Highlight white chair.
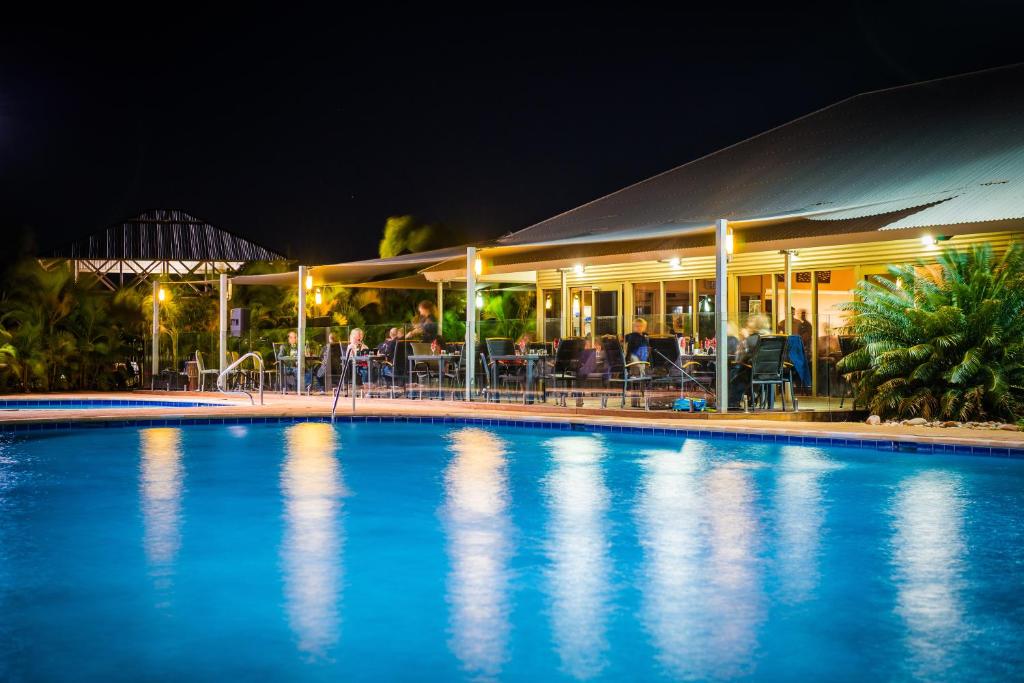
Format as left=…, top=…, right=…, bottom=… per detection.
left=194, top=350, right=220, bottom=391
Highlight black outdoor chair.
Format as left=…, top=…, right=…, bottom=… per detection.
left=748, top=334, right=792, bottom=411
left=600, top=335, right=652, bottom=409
left=548, top=337, right=587, bottom=406
left=318, top=342, right=344, bottom=392
left=485, top=338, right=523, bottom=400
left=648, top=335, right=683, bottom=393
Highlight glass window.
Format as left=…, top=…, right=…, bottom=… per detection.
left=541, top=289, right=561, bottom=341
left=632, top=282, right=661, bottom=333
left=664, top=280, right=692, bottom=337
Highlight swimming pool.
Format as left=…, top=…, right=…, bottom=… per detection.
left=0, top=398, right=227, bottom=410
left=1, top=421, right=1022, bottom=681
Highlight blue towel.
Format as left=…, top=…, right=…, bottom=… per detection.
left=787, top=335, right=811, bottom=386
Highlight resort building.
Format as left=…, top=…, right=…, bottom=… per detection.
left=229, top=65, right=1024, bottom=410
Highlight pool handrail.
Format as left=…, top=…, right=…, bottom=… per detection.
left=216, top=352, right=265, bottom=406
left=331, top=352, right=358, bottom=422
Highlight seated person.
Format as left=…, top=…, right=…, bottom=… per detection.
left=277, top=330, right=300, bottom=391
left=516, top=332, right=535, bottom=355
left=623, top=317, right=650, bottom=362
left=377, top=327, right=401, bottom=357
left=346, top=328, right=369, bottom=383
left=316, top=333, right=343, bottom=390
left=728, top=324, right=762, bottom=407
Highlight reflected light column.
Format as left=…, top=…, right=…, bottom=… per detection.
left=543, top=435, right=611, bottom=679
left=140, top=427, right=185, bottom=598
left=442, top=428, right=512, bottom=679
left=636, top=440, right=707, bottom=679
left=281, top=422, right=346, bottom=657
left=775, top=445, right=834, bottom=603
left=891, top=470, right=967, bottom=679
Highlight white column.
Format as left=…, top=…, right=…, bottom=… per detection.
left=297, top=266, right=307, bottom=394
left=811, top=270, right=819, bottom=397
left=715, top=219, right=729, bottom=412
left=560, top=269, right=569, bottom=338
left=151, top=280, right=160, bottom=390
left=465, top=247, right=477, bottom=400
left=784, top=251, right=793, bottom=336
left=219, top=273, right=228, bottom=374
left=437, top=281, right=444, bottom=337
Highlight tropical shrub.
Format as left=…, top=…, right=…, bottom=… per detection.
left=838, top=243, right=1024, bottom=421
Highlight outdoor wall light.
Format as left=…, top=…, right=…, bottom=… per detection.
left=725, top=231, right=735, bottom=255
left=305, top=274, right=314, bottom=290
left=573, top=264, right=585, bottom=276
left=474, top=257, right=483, bottom=277
left=545, top=294, right=552, bottom=310
left=921, top=234, right=952, bottom=248
left=475, top=293, right=484, bottom=309
left=314, top=288, right=323, bottom=305
left=157, top=286, right=166, bottom=302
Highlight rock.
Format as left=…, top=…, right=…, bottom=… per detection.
left=941, top=421, right=960, bottom=428
left=999, top=423, right=1020, bottom=431
left=866, top=415, right=881, bottom=426
left=906, top=417, right=928, bottom=426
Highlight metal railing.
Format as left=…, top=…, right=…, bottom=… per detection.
left=331, top=353, right=359, bottom=422
left=217, top=352, right=265, bottom=405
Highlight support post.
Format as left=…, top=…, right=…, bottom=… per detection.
left=560, top=269, right=569, bottom=338
left=465, top=247, right=477, bottom=400
left=690, top=277, right=699, bottom=341
left=784, top=251, right=793, bottom=336
left=151, top=280, right=160, bottom=390
left=535, top=283, right=545, bottom=340
left=437, top=281, right=444, bottom=337
left=297, top=266, right=307, bottom=395
left=811, top=270, right=819, bottom=397
left=658, top=280, right=666, bottom=335
left=219, top=273, right=228, bottom=374
left=715, top=219, right=729, bottom=412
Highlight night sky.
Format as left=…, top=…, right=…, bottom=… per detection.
left=2, top=7, right=1022, bottom=264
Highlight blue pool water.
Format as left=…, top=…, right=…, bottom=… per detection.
left=0, top=399, right=224, bottom=410
left=1, top=422, right=1022, bottom=681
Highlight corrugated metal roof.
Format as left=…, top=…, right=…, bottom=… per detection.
left=49, top=209, right=285, bottom=262
left=500, top=64, right=1024, bottom=246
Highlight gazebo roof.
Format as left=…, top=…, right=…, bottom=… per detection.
left=47, top=209, right=285, bottom=262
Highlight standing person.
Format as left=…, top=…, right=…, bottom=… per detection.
left=407, top=301, right=439, bottom=344
left=624, top=317, right=650, bottom=362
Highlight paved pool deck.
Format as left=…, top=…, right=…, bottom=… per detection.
left=1, top=391, right=1022, bottom=454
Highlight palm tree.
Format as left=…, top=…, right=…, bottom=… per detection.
left=839, top=242, right=1024, bottom=421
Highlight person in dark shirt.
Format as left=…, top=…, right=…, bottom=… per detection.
left=623, top=317, right=650, bottom=363
left=407, top=301, right=439, bottom=344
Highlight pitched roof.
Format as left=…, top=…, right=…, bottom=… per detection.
left=500, top=64, right=1024, bottom=246
left=48, top=209, right=285, bottom=262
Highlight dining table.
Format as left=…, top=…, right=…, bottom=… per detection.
left=407, top=353, right=460, bottom=399
left=488, top=353, right=548, bottom=404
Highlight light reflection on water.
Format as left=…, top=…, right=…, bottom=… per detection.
left=635, top=441, right=765, bottom=679
left=542, top=435, right=611, bottom=679
left=443, top=428, right=512, bottom=680
left=281, top=422, right=345, bottom=657
left=891, top=470, right=968, bottom=678
left=775, top=445, right=836, bottom=604
left=635, top=440, right=707, bottom=678
left=139, top=427, right=184, bottom=596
